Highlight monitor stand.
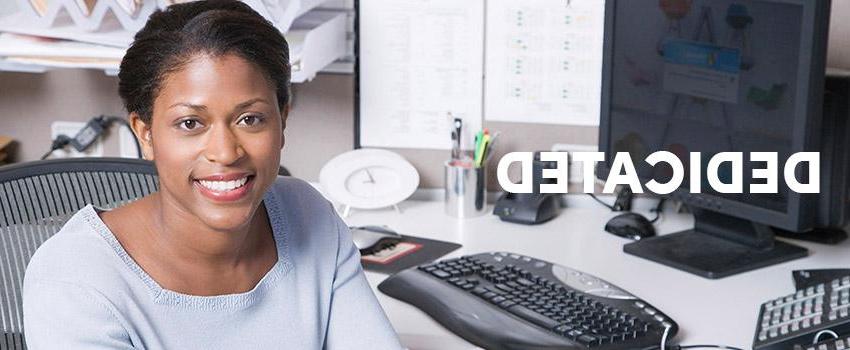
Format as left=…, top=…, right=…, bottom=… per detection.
left=774, top=227, right=848, bottom=245
left=623, top=208, right=808, bottom=279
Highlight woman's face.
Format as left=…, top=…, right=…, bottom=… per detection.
left=133, top=53, right=284, bottom=232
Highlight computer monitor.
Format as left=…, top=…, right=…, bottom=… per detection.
left=598, top=0, right=840, bottom=278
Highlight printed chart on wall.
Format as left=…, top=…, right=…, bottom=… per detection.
left=357, top=0, right=605, bottom=149
left=484, top=0, right=605, bottom=126
left=357, top=0, right=484, bottom=150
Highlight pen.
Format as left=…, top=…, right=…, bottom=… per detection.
left=451, top=116, right=463, bottom=160
left=474, top=129, right=490, bottom=168
left=481, top=131, right=500, bottom=164
left=481, top=131, right=491, bottom=166
left=473, top=129, right=484, bottom=166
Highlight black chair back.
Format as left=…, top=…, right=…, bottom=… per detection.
left=0, top=158, right=158, bottom=350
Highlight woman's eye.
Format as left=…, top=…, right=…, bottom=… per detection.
left=238, top=115, right=264, bottom=127
left=178, top=119, right=201, bottom=131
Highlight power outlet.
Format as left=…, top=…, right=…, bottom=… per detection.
left=551, top=143, right=598, bottom=184
left=50, top=121, right=103, bottom=158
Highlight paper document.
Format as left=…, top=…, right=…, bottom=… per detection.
left=484, top=0, right=605, bottom=126
left=358, top=0, right=484, bottom=150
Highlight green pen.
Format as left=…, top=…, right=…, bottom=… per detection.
left=475, top=129, right=490, bottom=168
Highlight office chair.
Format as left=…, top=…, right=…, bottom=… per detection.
left=0, top=157, right=158, bottom=349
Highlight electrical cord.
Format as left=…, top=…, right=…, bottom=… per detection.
left=660, top=324, right=671, bottom=350
left=641, top=344, right=745, bottom=350
left=813, top=329, right=839, bottom=344
left=588, top=193, right=617, bottom=211
left=650, top=198, right=666, bottom=223
left=98, top=115, right=142, bottom=158
left=589, top=194, right=667, bottom=223
left=40, top=135, right=72, bottom=160
left=40, top=115, right=142, bottom=160
left=639, top=321, right=744, bottom=350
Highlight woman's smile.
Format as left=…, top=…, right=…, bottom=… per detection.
left=194, top=173, right=256, bottom=202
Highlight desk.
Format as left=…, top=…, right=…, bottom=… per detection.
left=343, top=195, right=850, bottom=350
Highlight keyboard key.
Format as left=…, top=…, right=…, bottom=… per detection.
left=507, top=305, right=561, bottom=330
left=578, top=334, right=598, bottom=346
left=498, top=300, right=516, bottom=308
left=555, top=324, right=574, bottom=335
left=484, top=285, right=501, bottom=292
left=430, top=270, right=451, bottom=279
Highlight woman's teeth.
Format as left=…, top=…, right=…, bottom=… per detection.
left=198, top=177, right=249, bottom=192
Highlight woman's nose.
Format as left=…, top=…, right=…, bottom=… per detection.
left=203, top=125, right=245, bottom=165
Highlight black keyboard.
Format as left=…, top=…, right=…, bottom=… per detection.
left=754, top=275, right=850, bottom=350
left=378, top=252, right=678, bottom=349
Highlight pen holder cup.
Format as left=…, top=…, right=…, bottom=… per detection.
left=444, top=160, right=487, bottom=218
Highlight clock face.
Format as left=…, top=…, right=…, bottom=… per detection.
left=320, top=149, right=419, bottom=210
left=344, top=166, right=401, bottom=199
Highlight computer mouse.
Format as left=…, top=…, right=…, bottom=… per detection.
left=604, top=212, right=656, bottom=240
left=349, top=225, right=402, bottom=254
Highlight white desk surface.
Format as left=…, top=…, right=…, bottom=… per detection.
left=342, top=195, right=850, bottom=350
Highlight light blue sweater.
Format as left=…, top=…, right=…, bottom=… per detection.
left=22, top=177, right=403, bottom=349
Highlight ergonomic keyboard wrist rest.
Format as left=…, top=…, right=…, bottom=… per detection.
left=380, top=268, right=573, bottom=350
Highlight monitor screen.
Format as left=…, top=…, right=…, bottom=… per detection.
left=604, top=0, right=807, bottom=213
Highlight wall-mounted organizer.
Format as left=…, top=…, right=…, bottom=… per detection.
left=0, top=0, right=346, bottom=82
left=14, top=0, right=158, bottom=32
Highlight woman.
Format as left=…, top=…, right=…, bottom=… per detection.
left=22, top=1, right=402, bottom=349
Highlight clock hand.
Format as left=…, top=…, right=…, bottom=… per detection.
left=364, top=169, right=376, bottom=184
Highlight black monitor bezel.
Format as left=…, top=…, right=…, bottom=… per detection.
left=598, top=0, right=832, bottom=232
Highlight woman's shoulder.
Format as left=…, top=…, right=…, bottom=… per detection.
left=25, top=206, right=130, bottom=291
left=267, top=175, right=338, bottom=219
left=268, top=176, right=326, bottom=201
left=264, top=176, right=345, bottom=254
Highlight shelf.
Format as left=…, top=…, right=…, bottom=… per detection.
left=1, top=0, right=332, bottom=46
left=0, top=8, right=347, bottom=82
left=288, top=9, right=347, bottom=82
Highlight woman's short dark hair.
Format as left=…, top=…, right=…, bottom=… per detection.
left=118, top=0, right=291, bottom=124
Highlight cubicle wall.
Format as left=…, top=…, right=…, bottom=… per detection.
left=1, top=1, right=849, bottom=189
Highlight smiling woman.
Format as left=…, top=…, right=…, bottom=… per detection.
left=20, top=1, right=402, bottom=349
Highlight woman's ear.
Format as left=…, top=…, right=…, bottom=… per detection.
left=281, top=104, right=290, bottom=131
left=129, top=112, right=154, bottom=160
left=280, top=105, right=290, bottom=150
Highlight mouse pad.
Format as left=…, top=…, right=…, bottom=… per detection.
left=361, top=235, right=462, bottom=274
